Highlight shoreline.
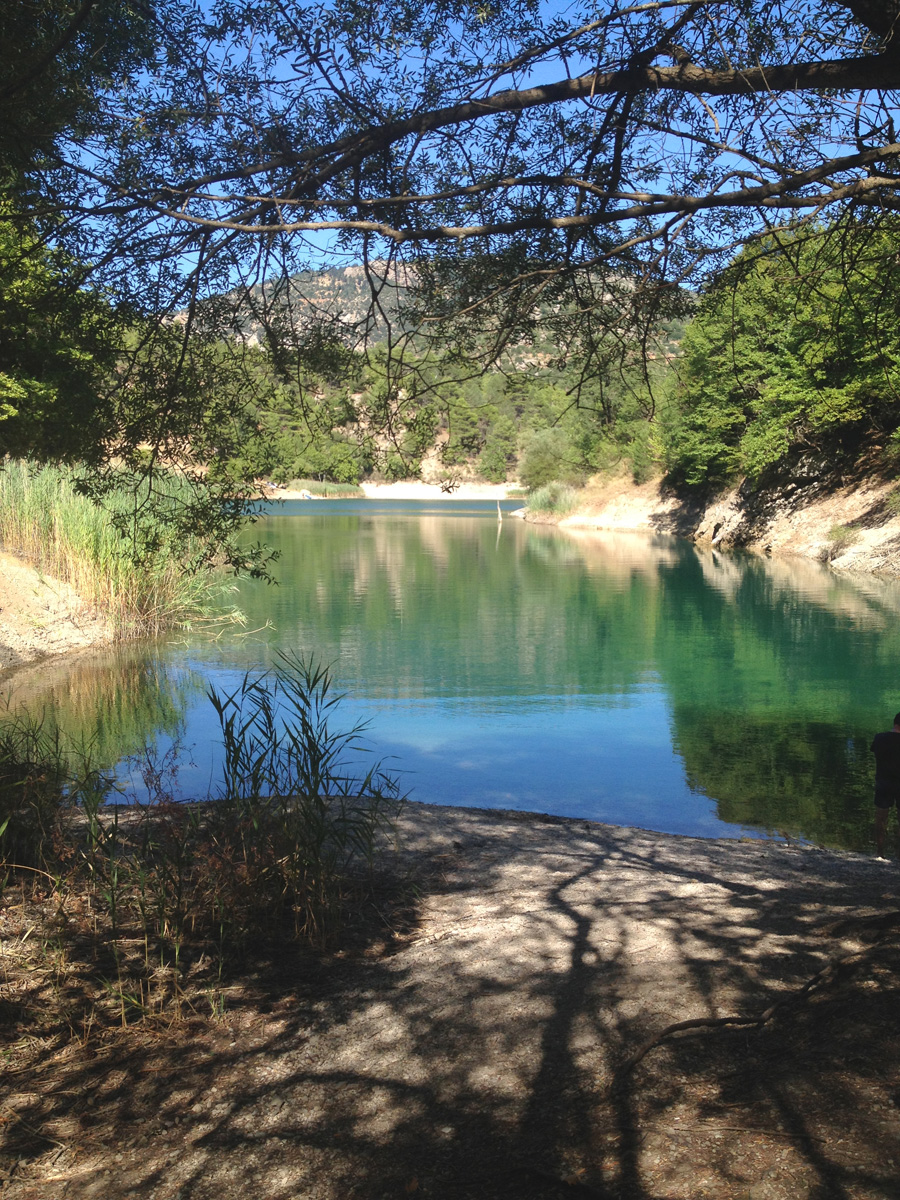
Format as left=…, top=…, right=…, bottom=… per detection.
left=5, top=465, right=899, bottom=672
left=266, top=480, right=521, bottom=501
left=0, top=550, right=113, bottom=673
left=534, top=471, right=900, bottom=577
left=358, top=480, right=518, bottom=500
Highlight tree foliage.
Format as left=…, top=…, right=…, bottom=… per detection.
left=0, top=0, right=155, bottom=184
left=12, top=1, right=900, bottom=362
left=665, top=222, right=900, bottom=487
left=4, top=0, right=900, bottom=554
left=0, top=213, right=121, bottom=462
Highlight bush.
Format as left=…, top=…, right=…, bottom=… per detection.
left=0, top=713, right=69, bottom=870
left=0, top=659, right=406, bottom=1037
left=518, top=427, right=585, bottom=491
left=526, top=482, right=579, bottom=517
left=822, top=524, right=860, bottom=561
left=203, top=654, right=406, bottom=944
left=0, top=459, right=221, bottom=634
left=284, top=478, right=364, bottom=497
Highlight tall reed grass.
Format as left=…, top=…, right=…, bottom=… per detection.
left=284, top=478, right=364, bottom=497
left=0, top=660, right=405, bottom=1029
left=0, top=459, right=224, bottom=634
left=209, top=653, right=404, bottom=944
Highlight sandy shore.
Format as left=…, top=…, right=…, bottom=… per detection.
left=4, top=802, right=900, bottom=1200
left=0, top=551, right=113, bottom=672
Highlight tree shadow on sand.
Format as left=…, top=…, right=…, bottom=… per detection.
left=3, top=806, right=900, bottom=1200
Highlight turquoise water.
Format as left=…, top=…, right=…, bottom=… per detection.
left=11, top=499, right=900, bottom=848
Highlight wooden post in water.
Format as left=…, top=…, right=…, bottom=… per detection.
left=497, top=500, right=503, bottom=522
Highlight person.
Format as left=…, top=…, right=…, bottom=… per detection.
left=871, top=712, right=900, bottom=856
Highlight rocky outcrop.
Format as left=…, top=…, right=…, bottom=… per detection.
left=690, top=473, right=900, bottom=574
left=547, top=452, right=900, bottom=577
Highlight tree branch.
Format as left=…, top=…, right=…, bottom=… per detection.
left=146, top=53, right=900, bottom=199
left=135, top=142, right=900, bottom=240
left=283, top=56, right=900, bottom=171
left=609, top=941, right=883, bottom=1092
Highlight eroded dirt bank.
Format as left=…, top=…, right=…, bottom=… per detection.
left=0, top=551, right=113, bottom=672
left=3, top=803, right=900, bottom=1200
left=543, top=469, right=900, bottom=577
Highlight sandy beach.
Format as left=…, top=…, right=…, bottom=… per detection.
left=4, top=802, right=899, bottom=1200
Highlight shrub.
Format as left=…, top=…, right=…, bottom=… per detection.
left=0, top=712, right=69, bottom=870
left=518, top=427, right=585, bottom=491
left=0, top=459, right=222, bottom=634
left=0, top=658, right=407, bottom=1036
left=283, top=478, right=364, bottom=497
left=201, top=654, right=405, bottom=945
left=823, top=524, right=860, bottom=561
left=526, top=482, right=579, bottom=517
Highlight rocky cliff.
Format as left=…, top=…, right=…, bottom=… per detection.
left=539, top=451, right=900, bottom=577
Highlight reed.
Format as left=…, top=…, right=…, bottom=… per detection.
left=0, top=459, right=222, bottom=634
left=208, top=652, right=404, bottom=945
left=284, top=478, right=365, bottom=497
left=0, top=659, right=406, bottom=1031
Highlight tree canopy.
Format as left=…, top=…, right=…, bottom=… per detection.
left=4, top=0, right=900, bottom=546
left=21, top=2, right=900, bottom=292
left=665, top=222, right=900, bottom=486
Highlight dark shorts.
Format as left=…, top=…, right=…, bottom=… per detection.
left=875, top=781, right=900, bottom=809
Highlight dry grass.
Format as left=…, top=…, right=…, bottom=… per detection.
left=0, top=660, right=405, bottom=1036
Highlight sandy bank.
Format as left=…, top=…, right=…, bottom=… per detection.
left=0, top=551, right=113, bottom=672
left=524, top=471, right=900, bottom=577
left=4, top=801, right=900, bottom=1200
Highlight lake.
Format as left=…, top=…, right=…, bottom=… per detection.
left=8, top=499, right=900, bottom=850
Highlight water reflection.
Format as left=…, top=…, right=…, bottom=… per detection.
left=4, top=502, right=897, bottom=849
left=1, top=644, right=204, bottom=785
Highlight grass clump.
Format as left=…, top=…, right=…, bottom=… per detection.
left=208, top=653, right=404, bottom=945
left=284, top=478, right=365, bottom=497
left=823, top=523, right=860, bottom=560
left=0, top=711, right=71, bottom=870
left=0, top=659, right=405, bottom=1033
left=0, top=458, right=224, bottom=634
left=526, top=481, right=580, bottom=517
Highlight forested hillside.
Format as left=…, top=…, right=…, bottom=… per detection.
left=5, top=0, right=900, bottom=572
left=664, top=223, right=900, bottom=492
left=211, top=264, right=684, bottom=490
left=215, top=222, right=900, bottom=501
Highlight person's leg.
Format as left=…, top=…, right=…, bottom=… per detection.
left=876, top=802, right=891, bottom=856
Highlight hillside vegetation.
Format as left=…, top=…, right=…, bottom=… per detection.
left=664, top=224, right=900, bottom=491
left=3, top=217, right=899, bottom=620
left=210, top=268, right=683, bottom=492
left=213, top=223, right=900, bottom=507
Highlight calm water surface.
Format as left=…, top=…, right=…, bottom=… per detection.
left=9, top=499, right=900, bottom=849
